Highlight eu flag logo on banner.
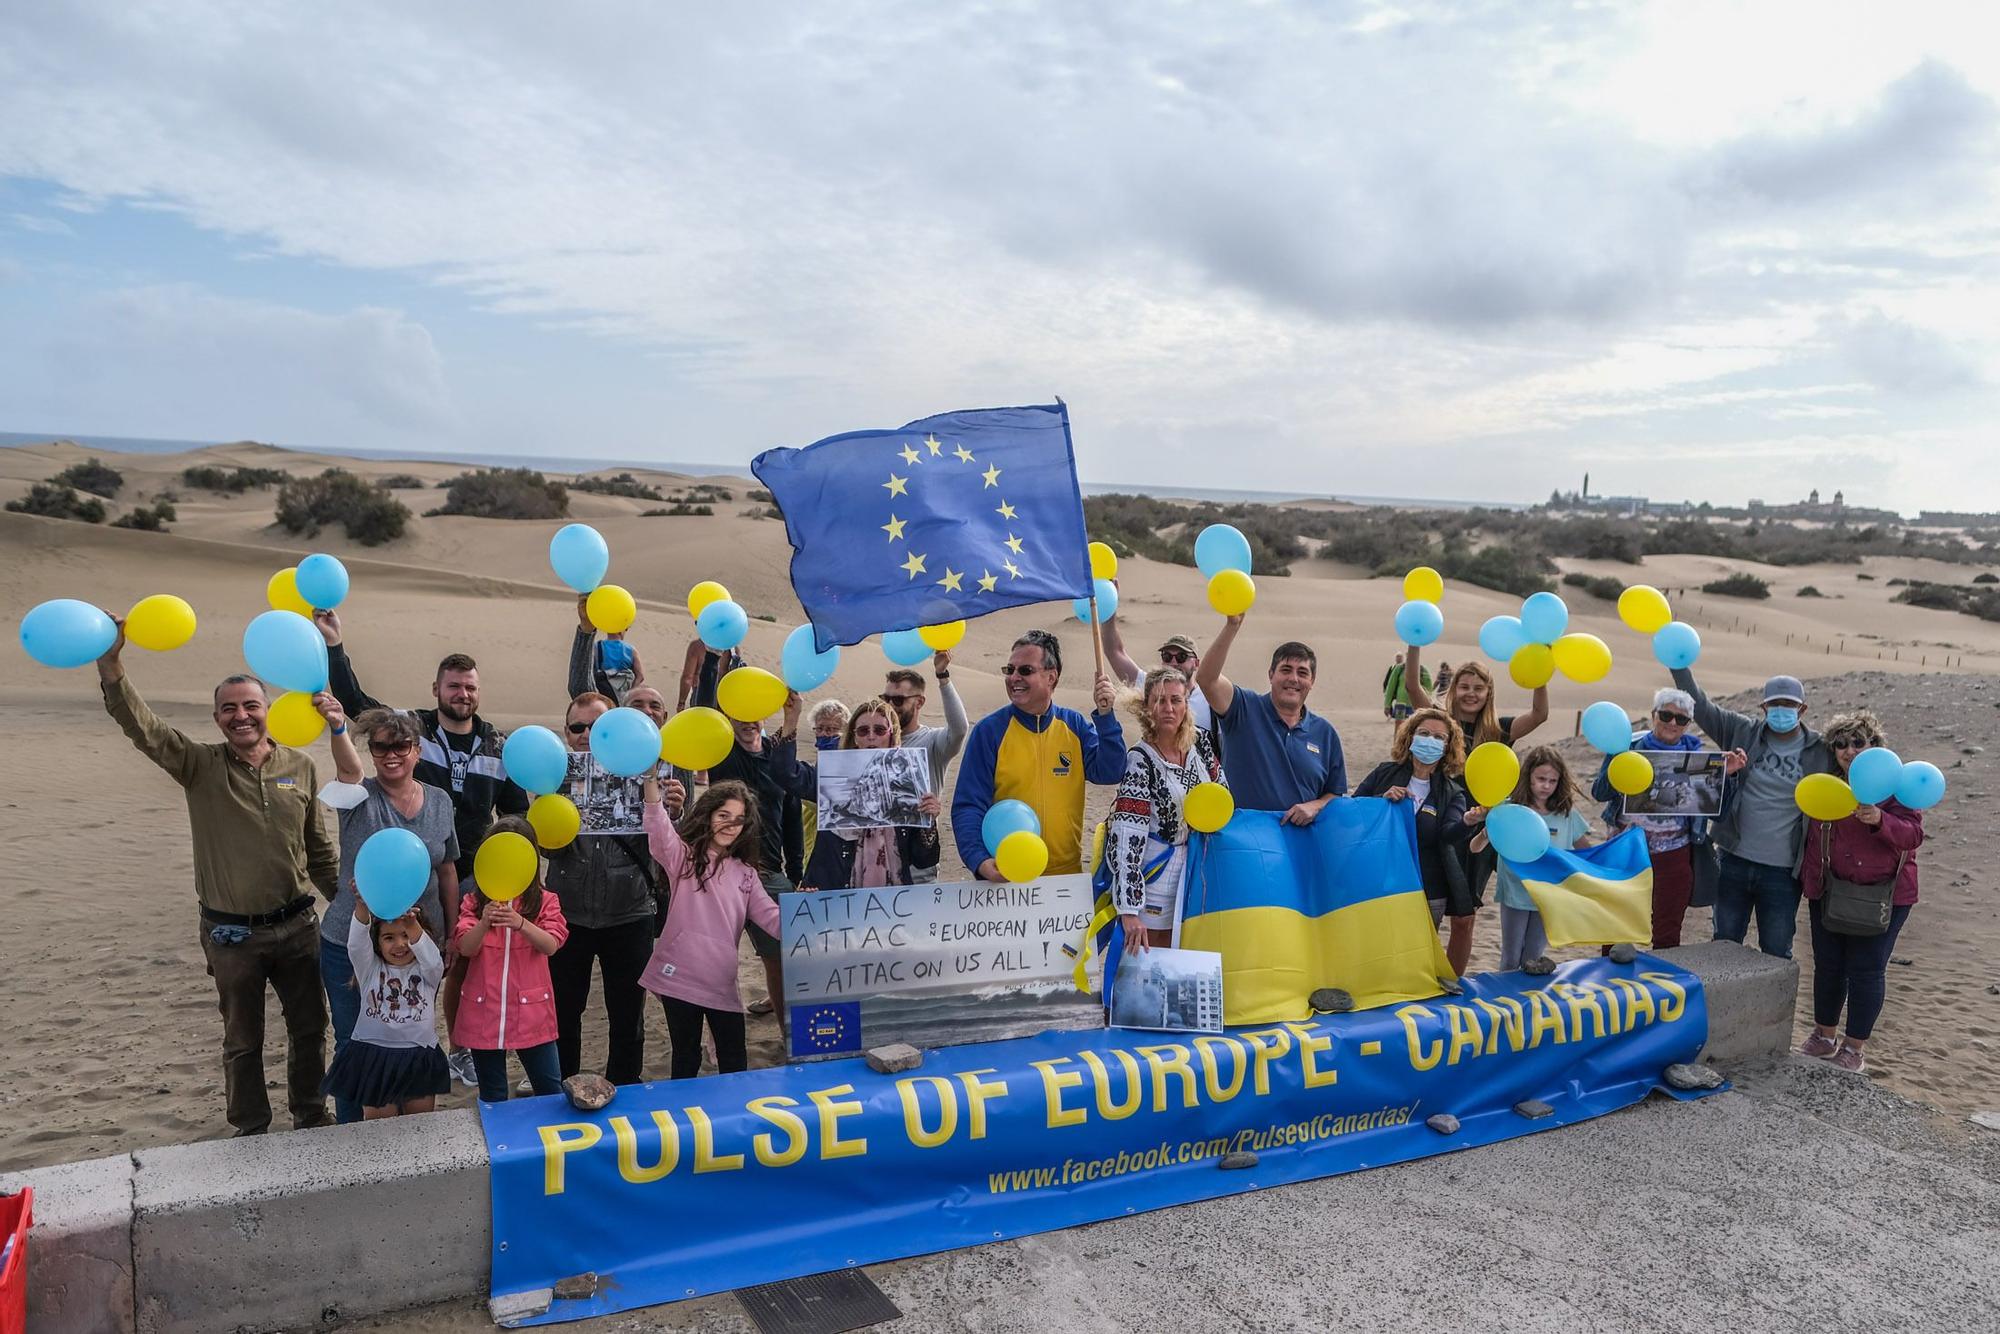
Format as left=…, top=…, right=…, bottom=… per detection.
left=753, top=404, right=1092, bottom=650
left=789, top=1001, right=862, bottom=1058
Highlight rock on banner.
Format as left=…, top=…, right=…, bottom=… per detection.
left=481, top=958, right=1715, bottom=1324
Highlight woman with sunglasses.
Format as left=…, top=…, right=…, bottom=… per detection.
left=1589, top=688, right=1746, bottom=949
left=1106, top=667, right=1226, bottom=949
left=313, top=701, right=461, bottom=1124
left=798, top=698, right=942, bottom=889
left=1800, top=711, right=1925, bottom=1074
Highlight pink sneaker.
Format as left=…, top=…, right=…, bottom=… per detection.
left=1831, top=1043, right=1867, bottom=1073
left=1799, top=1032, right=1840, bottom=1059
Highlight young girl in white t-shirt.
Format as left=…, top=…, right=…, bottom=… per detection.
left=320, top=902, right=453, bottom=1118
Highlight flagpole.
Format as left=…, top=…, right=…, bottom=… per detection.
left=1088, top=595, right=1107, bottom=683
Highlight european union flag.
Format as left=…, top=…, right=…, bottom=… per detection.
left=789, top=1000, right=862, bottom=1058
left=753, top=404, right=1092, bottom=650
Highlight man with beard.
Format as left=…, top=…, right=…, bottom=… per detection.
left=97, top=621, right=337, bottom=1136
left=316, top=610, right=529, bottom=1086
left=1195, top=612, right=1345, bottom=821
left=882, top=651, right=966, bottom=882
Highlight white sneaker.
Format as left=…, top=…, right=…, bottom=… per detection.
left=516, top=1075, right=534, bottom=1094
left=446, top=1048, right=478, bottom=1087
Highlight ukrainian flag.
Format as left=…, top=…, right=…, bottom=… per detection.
left=1511, top=827, right=1654, bottom=948
left=1179, top=803, right=1452, bottom=1023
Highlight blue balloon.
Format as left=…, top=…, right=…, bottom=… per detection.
left=1581, top=701, right=1634, bottom=755
left=502, top=725, right=570, bottom=795
left=548, top=523, right=610, bottom=594
left=1894, top=760, right=1946, bottom=811
left=20, top=599, right=117, bottom=669
left=781, top=624, right=841, bottom=691
left=1193, top=524, right=1253, bottom=577
left=1519, top=591, right=1569, bottom=644
left=354, top=827, right=431, bottom=920
left=1074, top=578, right=1118, bottom=624
left=1393, top=600, right=1444, bottom=647
left=242, top=609, right=328, bottom=693
left=294, top=553, right=350, bottom=610
left=1486, top=803, right=1552, bottom=864
left=1478, top=615, right=1528, bottom=663
left=589, top=707, right=662, bottom=778
left=882, top=628, right=931, bottom=666
left=1846, top=746, right=1904, bottom=806
left=982, top=799, right=1042, bottom=857
left=696, top=599, right=749, bottom=651
left=1652, top=621, right=1702, bottom=670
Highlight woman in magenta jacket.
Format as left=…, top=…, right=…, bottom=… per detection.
left=1799, top=711, right=1925, bottom=1074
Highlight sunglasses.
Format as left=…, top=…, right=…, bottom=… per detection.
left=1160, top=651, right=1193, bottom=665
left=880, top=694, right=916, bottom=705
left=1832, top=737, right=1880, bottom=751
left=1000, top=664, right=1043, bottom=677
left=565, top=721, right=591, bottom=735
left=369, top=739, right=416, bottom=757
left=1654, top=710, right=1692, bottom=726
left=853, top=723, right=892, bottom=737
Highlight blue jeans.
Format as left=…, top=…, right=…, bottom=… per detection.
left=471, top=1042, right=562, bottom=1104
left=319, top=935, right=363, bottom=1125
left=1712, top=850, right=1803, bottom=959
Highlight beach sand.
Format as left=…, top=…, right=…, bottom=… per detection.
left=1, top=440, right=1995, bottom=1177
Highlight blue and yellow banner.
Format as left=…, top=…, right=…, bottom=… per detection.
left=1179, top=803, right=1453, bottom=1021
left=482, top=956, right=1712, bottom=1324
left=1513, top=827, right=1654, bottom=948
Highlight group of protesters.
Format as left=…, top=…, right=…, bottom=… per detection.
left=96, top=581, right=1925, bottom=1133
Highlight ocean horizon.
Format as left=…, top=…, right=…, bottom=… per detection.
left=0, top=428, right=1523, bottom=512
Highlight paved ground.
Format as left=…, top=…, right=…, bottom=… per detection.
left=327, top=1055, right=2000, bottom=1333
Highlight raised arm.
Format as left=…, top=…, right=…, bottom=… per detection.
left=935, top=653, right=969, bottom=757
left=1670, top=667, right=1756, bottom=750
left=315, top=693, right=363, bottom=784
left=568, top=598, right=596, bottom=700
left=1195, top=614, right=1244, bottom=717
left=1098, top=608, right=1143, bottom=688
left=1081, top=699, right=1129, bottom=785
left=677, top=638, right=705, bottom=711
left=1402, top=644, right=1436, bottom=710
left=97, top=620, right=200, bottom=785
left=1507, top=686, right=1551, bottom=744
left=314, top=611, right=385, bottom=715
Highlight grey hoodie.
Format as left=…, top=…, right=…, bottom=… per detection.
left=1670, top=667, right=1833, bottom=870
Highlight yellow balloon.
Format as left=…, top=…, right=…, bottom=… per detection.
left=474, top=831, right=539, bottom=902
left=267, top=691, right=326, bottom=747
left=1088, top=820, right=1107, bottom=875
left=716, top=666, right=788, bottom=722
left=1796, top=773, right=1859, bottom=822
left=586, top=584, right=638, bottom=634
left=1465, top=742, right=1521, bottom=809
left=1402, top=566, right=1444, bottom=603
left=1550, top=632, right=1613, bottom=684
left=527, top=794, right=581, bottom=850
left=995, top=829, right=1049, bottom=883
left=1089, top=541, right=1119, bottom=581
left=1508, top=643, right=1556, bottom=689
left=1207, top=569, right=1256, bottom=617
left=1607, top=750, right=1656, bottom=797
left=266, top=568, right=314, bottom=617
left=661, top=705, right=735, bottom=770
left=919, top=620, right=966, bottom=651
left=1184, top=781, right=1235, bottom=834
left=1617, top=584, right=1672, bottom=636
left=125, top=594, right=197, bottom=652
left=686, top=580, right=731, bottom=620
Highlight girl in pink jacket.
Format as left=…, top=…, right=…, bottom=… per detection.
left=640, top=777, right=779, bottom=1078
left=452, top=818, right=570, bottom=1102
left=1799, top=712, right=1926, bottom=1075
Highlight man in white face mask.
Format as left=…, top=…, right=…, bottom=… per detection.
left=1666, top=667, right=1833, bottom=959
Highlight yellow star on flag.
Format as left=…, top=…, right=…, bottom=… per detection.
left=884, top=473, right=909, bottom=497
left=901, top=551, right=928, bottom=579
left=981, top=464, right=1002, bottom=488
left=995, top=500, right=1017, bottom=520
left=882, top=514, right=906, bottom=541
left=953, top=445, right=975, bottom=463
left=899, top=444, right=922, bottom=465
left=937, top=568, right=963, bottom=592
left=1003, top=559, right=1022, bottom=580
left=923, top=434, right=944, bottom=457
left=1004, top=533, right=1025, bottom=555
left=978, top=569, right=998, bottom=593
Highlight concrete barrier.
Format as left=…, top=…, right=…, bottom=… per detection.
left=1, top=941, right=1795, bottom=1334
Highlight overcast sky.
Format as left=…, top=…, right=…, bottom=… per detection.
left=2, top=2, right=1996, bottom=511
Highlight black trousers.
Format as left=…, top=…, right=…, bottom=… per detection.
left=549, top=919, right=654, bottom=1084
left=659, top=995, right=748, bottom=1078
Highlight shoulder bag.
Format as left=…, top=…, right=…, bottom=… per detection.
left=1818, top=822, right=1905, bottom=937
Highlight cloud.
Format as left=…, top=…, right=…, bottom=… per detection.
left=11, top=212, right=73, bottom=235
left=1825, top=308, right=1985, bottom=394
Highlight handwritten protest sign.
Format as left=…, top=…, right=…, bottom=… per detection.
left=781, top=875, right=1102, bottom=1058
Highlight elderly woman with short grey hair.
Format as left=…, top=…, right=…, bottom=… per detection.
left=1590, top=686, right=1746, bottom=949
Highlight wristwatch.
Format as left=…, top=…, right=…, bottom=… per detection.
left=935, top=671, right=951, bottom=681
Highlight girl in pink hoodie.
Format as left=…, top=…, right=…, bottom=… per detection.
left=640, top=777, right=779, bottom=1077
left=452, top=817, right=570, bottom=1103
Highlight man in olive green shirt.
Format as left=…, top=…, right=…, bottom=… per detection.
left=98, top=622, right=339, bottom=1136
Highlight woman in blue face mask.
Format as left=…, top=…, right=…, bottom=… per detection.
left=1354, top=708, right=1483, bottom=933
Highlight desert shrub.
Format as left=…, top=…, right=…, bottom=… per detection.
left=6, top=483, right=106, bottom=523
left=1797, top=586, right=1823, bottom=598
left=1855, top=572, right=1875, bottom=580
left=685, top=484, right=734, bottom=503
left=748, top=488, right=773, bottom=503
left=1542, top=518, right=1642, bottom=563
left=51, top=457, right=124, bottom=498
left=431, top=468, right=568, bottom=520
left=183, top=465, right=286, bottom=493
left=111, top=499, right=177, bottom=531
left=573, top=473, right=664, bottom=500
left=1887, top=578, right=1908, bottom=587
left=376, top=473, right=428, bottom=490
left=1975, top=572, right=1998, bottom=584
left=1441, top=542, right=1556, bottom=597
left=275, top=469, right=410, bottom=546
left=1701, top=573, right=1770, bottom=599
left=1893, top=582, right=1962, bottom=612
left=1562, top=572, right=1626, bottom=601
left=643, top=503, right=716, bottom=517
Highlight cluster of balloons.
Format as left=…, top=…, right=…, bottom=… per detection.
left=981, top=800, right=1050, bottom=883
left=1574, top=701, right=1659, bottom=797
left=550, top=524, right=640, bottom=635
left=267, top=554, right=350, bottom=619
left=1797, top=751, right=1946, bottom=819
left=1196, top=524, right=1256, bottom=616
left=690, top=580, right=749, bottom=652
left=1477, top=592, right=1613, bottom=688
left=498, top=725, right=582, bottom=850
left=1393, top=566, right=1445, bottom=646
left=256, top=554, right=353, bottom=746
left=1462, top=742, right=1560, bottom=864
left=1069, top=541, right=1121, bottom=623
left=1615, top=584, right=1702, bottom=670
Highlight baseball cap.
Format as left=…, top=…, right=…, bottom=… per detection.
left=1762, top=675, right=1805, bottom=705
left=1158, top=634, right=1198, bottom=656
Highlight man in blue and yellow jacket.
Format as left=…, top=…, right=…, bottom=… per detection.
left=952, top=630, right=1127, bottom=879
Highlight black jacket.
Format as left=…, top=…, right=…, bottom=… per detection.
left=327, top=644, right=530, bottom=877
left=800, top=823, right=940, bottom=889
left=1354, top=760, right=1474, bottom=906
left=710, top=736, right=812, bottom=885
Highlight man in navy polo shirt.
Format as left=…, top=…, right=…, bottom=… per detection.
left=1194, top=611, right=1345, bottom=819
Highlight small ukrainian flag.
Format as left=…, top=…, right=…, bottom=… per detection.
left=1510, top=827, right=1654, bottom=948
